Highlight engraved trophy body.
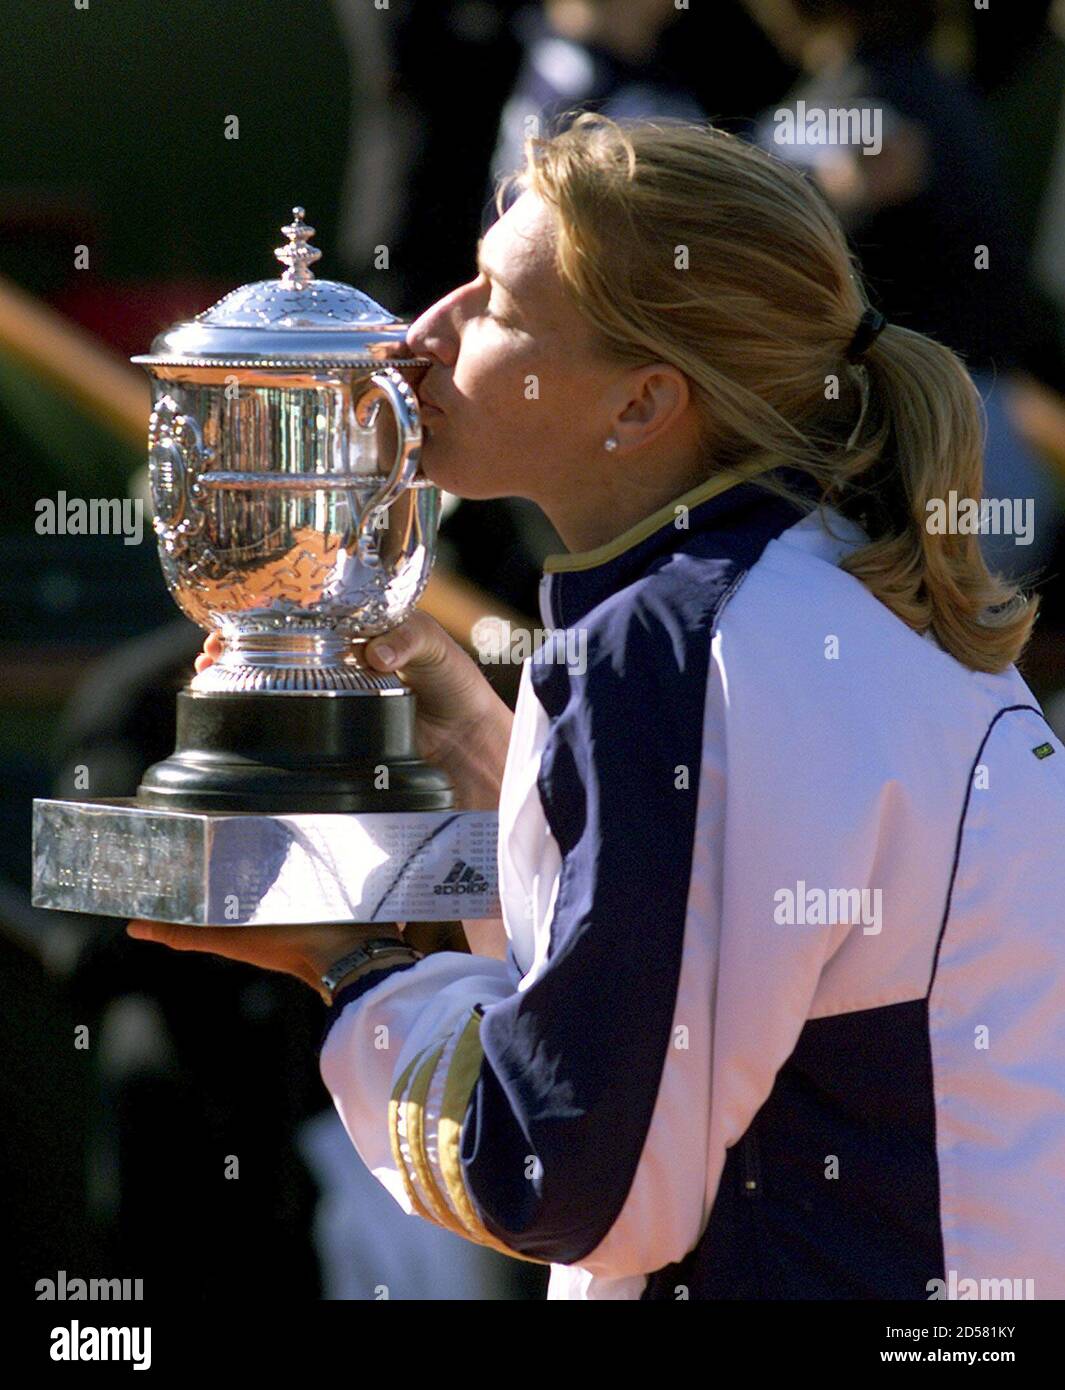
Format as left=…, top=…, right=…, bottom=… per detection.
left=32, top=211, right=499, bottom=927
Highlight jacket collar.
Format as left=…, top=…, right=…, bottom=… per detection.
left=539, top=462, right=819, bottom=629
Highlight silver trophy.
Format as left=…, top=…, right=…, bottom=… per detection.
left=32, top=209, right=498, bottom=927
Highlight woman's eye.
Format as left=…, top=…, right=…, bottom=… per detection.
left=474, top=274, right=504, bottom=320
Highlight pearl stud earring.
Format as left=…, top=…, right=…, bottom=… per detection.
left=604, top=436, right=618, bottom=452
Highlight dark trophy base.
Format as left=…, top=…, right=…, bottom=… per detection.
left=138, top=688, right=453, bottom=813
left=32, top=686, right=500, bottom=927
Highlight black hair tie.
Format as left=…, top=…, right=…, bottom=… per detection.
left=846, top=307, right=887, bottom=362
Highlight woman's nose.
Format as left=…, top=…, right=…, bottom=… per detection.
left=406, top=292, right=460, bottom=368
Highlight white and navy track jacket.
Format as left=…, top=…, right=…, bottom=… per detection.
left=318, top=467, right=1065, bottom=1300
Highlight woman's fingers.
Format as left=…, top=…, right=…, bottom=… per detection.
left=127, top=919, right=294, bottom=971
left=128, top=919, right=229, bottom=952
left=194, top=630, right=223, bottom=673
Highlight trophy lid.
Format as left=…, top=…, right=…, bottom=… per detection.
left=132, top=208, right=426, bottom=369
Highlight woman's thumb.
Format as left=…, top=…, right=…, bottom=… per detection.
left=363, top=612, right=485, bottom=721
left=364, top=612, right=445, bottom=674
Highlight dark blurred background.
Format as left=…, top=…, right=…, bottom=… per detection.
left=3, top=0, right=1065, bottom=1302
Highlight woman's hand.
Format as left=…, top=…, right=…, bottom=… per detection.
left=197, top=613, right=513, bottom=811
left=126, top=918, right=406, bottom=1003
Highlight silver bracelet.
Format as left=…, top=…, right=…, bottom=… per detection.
left=321, top=939, right=423, bottom=1000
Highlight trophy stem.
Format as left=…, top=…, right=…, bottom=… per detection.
left=190, top=632, right=403, bottom=695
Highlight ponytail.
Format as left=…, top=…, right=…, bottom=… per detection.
left=830, top=324, right=1038, bottom=673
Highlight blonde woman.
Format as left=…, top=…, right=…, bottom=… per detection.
left=130, top=115, right=1065, bottom=1300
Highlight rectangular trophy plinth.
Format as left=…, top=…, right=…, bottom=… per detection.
left=32, top=798, right=500, bottom=926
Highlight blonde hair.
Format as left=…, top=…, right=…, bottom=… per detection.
left=501, top=113, right=1037, bottom=674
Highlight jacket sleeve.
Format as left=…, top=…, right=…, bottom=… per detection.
left=317, top=950, right=536, bottom=1261
left=318, top=581, right=846, bottom=1276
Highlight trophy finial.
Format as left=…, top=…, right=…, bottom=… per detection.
left=275, top=206, right=322, bottom=287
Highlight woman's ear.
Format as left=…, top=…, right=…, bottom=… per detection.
left=611, top=364, right=692, bottom=453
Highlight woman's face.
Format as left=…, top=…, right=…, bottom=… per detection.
left=405, top=191, right=622, bottom=506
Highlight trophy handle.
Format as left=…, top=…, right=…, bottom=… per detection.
left=148, top=394, right=208, bottom=558
left=353, top=366, right=427, bottom=554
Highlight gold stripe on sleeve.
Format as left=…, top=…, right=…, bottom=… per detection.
left=437, top=1009, right=550, bottom=1264
left=388, top=1048, right=441, bottom=1227
left=402, top=1041, right=470, bottom=1239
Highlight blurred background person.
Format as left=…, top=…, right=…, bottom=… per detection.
left=490, top=0, right=706, bottom=185
left=743, top=0, right=1065, bottom=581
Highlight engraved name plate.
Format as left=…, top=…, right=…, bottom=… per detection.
left=32, top=799, right=500, bottom=927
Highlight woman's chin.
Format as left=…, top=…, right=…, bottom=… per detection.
left=417, top=445, right=455, bottom=491
left=419, top=440, right=489, bottom=499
